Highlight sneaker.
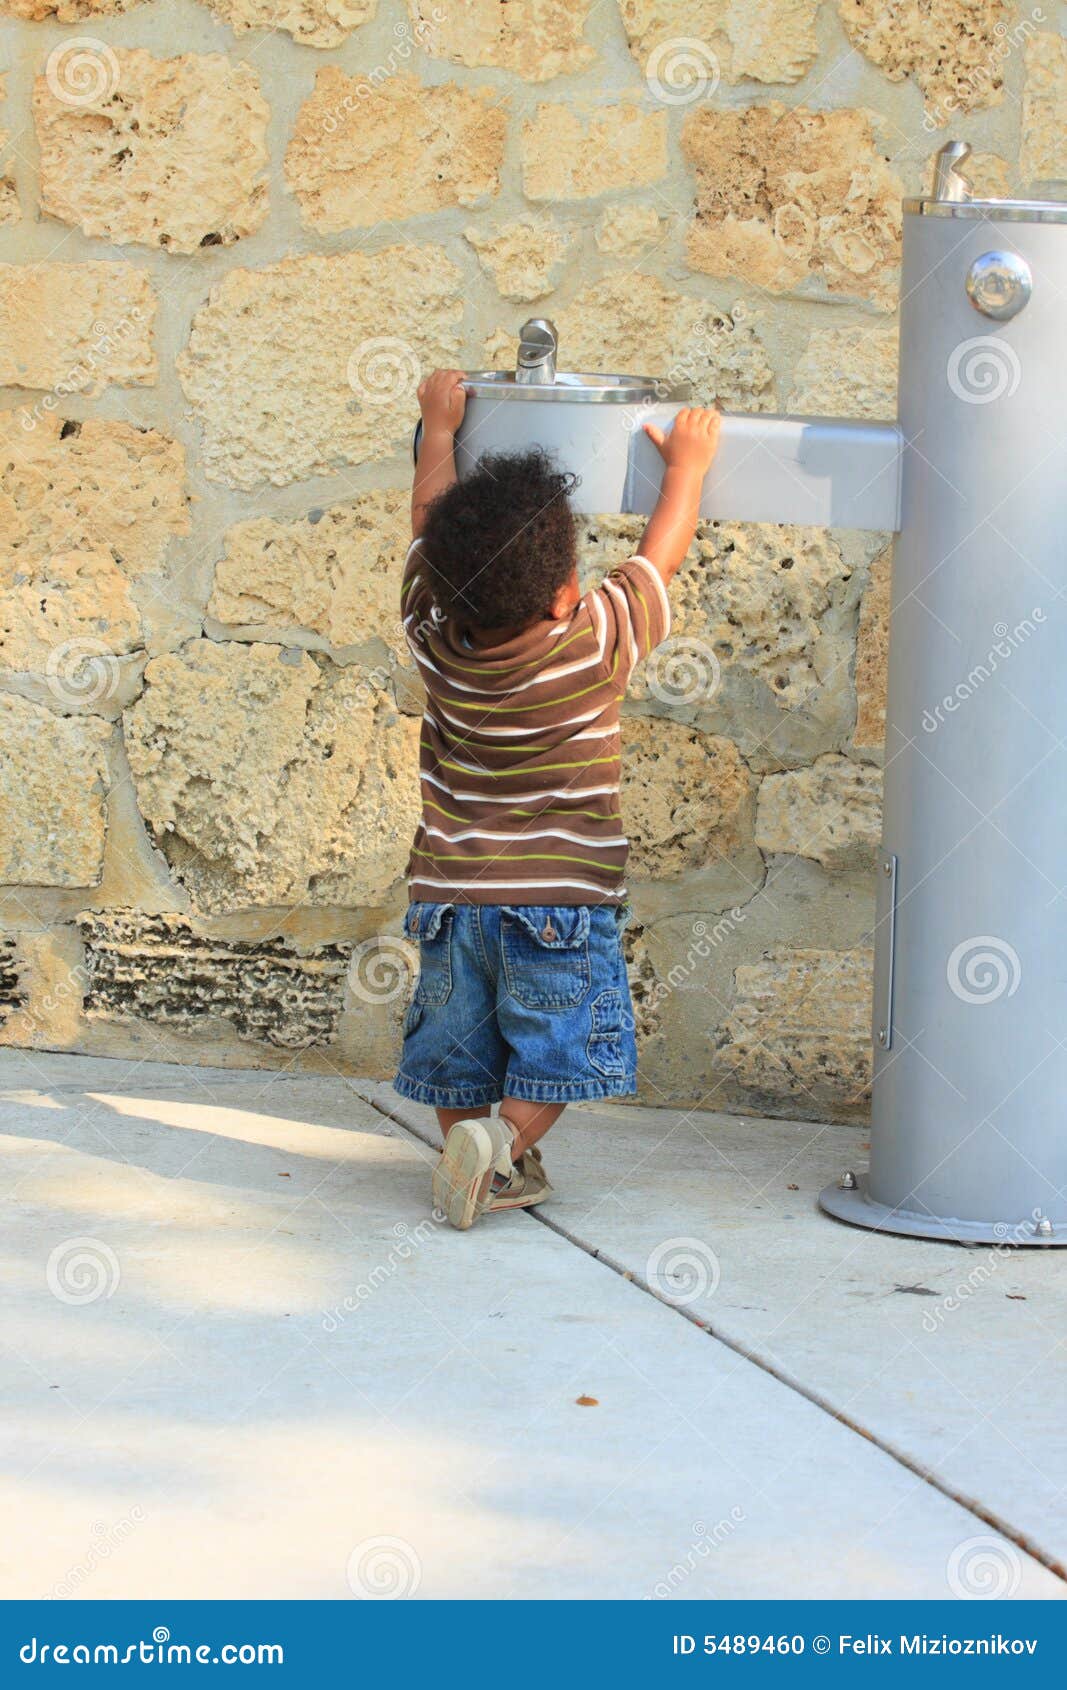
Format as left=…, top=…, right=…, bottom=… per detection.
left=488, top=1144, right=553, bottom=1212
left=432, top=1117, right=515, bottom=1231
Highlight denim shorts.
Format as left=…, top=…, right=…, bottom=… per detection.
left=393, top=902, right=638, bottom=1109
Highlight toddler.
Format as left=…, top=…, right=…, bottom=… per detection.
left=395, top=369, right=721, bottom=1229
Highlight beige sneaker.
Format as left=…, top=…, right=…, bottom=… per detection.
left=488, top=1144, right=553, bottom=1212
left=432, top=1117, right=515, bottom=1231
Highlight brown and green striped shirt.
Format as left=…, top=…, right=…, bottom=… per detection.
left=402, top=541, right=671, bottom=905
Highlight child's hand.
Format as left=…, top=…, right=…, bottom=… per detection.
left=418, top=368, right=467, bottom=437
left=644, top=406, right=722, bottom=476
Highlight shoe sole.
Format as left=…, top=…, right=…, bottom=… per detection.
left=489, top=1186, right=551, bottom=1211
left=433, top=1121, right=495, bottom=1231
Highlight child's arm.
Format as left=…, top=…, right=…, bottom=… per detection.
left=639, top=407, right=722, bottom=585
left=412, top=369, right=467, bottom=540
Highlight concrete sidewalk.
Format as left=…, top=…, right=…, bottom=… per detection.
left=1, top=1049, right=1063, bottom=1601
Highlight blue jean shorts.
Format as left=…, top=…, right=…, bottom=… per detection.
left=393, top=902, right=638, bottom=1109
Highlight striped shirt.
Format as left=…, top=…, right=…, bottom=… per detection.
left=402, top=541, right=671, bottom=905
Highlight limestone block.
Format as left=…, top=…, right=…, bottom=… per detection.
left=79, top=912, right=352, bottom=1048
left=786, top=325, right=898, bottom=420
left=837, top=0, right=1009, bottom=121
left=208, top=490, right=409, bottom=653
left=0, top=927, right=85, bottom=1049
left=1021, top=33, right=1067, bottom=182
left=285, top=69, right=506, bottom=233
left=407, top=0, right=597, bottom=79
left=920, top=150, right=1012, bottom=200
left=0, top=694, right=112, bottom=886
left=521, top=103, right=668, bottom=200
left=0, top=263, right=156, bottom=393
left=594, top=203, right=665, bottom=256
left=0, top=413, right=189, bottom=577
left=177, top=247, right=462, bottom=489
left=584, top=516, right=852, bottom=712
left=682, top=105, right=903, bottom=309
left=0, top=935, right=17, bottom=1021
left=755, top=754, right=882, bottom=869
left=547, top=276, right=775, bottom=410
left=202, top=0, right=375, bottom=47
left=124, top=641, right=421, bottom=914
left=1, top=0, right=137, bottom=13
left=0, top=549, right=141, bottom=679
left=619, top=0, right=820, bottom=87
left=620, top=716, right=755, bottom=879
left=717, top=945, right=873, bottom=1116
left=465, top=215, right=572, bottom=302
left=854, top=544, right=891, bottom=752
left=622, top=916, right=664, bottom=1044
left=0, top=74, right=16, bottom=225
left=34, top=49, right=270, bottom=253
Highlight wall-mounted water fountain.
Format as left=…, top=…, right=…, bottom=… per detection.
left=418, top=142, right=1067, bottom=1245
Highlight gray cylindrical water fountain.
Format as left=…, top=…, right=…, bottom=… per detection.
left=820, top=161, right=1067, bottom=1244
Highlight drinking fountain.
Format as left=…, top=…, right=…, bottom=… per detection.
left=416, top=142, right=1067, bottom=1245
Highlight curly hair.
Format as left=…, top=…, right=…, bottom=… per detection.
left=420, top=447, right=579, bottom=630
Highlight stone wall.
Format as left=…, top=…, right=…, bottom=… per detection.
left=0, top=0, right=1063, bottom=1123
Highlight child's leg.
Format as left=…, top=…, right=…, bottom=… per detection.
left=436, top=1105, right=490, bottom=1145
left=499, top=1098, right=565, bottom=1160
